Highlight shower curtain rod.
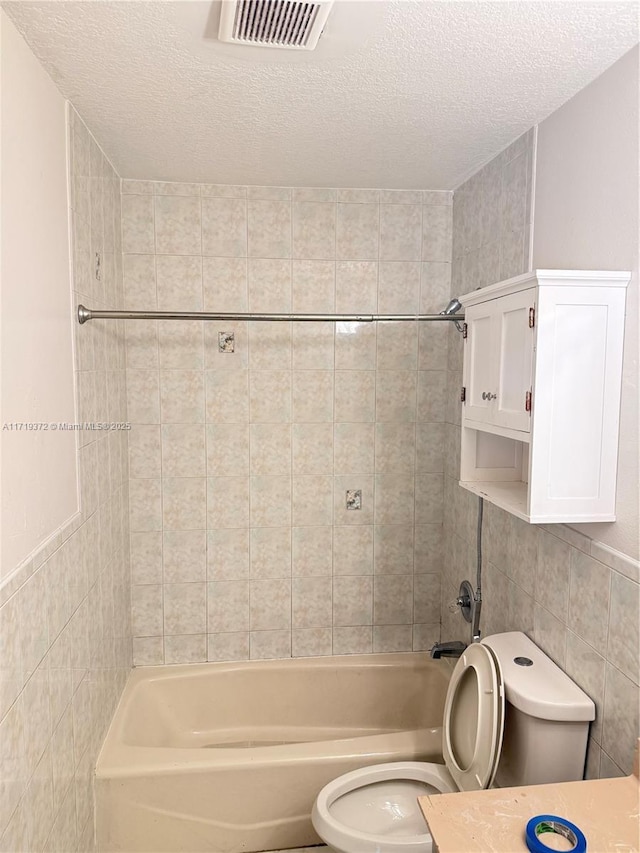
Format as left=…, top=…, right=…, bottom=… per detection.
left=77, top=305, right=465, bottom=325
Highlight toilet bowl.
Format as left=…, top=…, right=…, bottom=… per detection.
left=311, top=761, right=457, bottom=853
left=311, top=632, right=595, bottom=853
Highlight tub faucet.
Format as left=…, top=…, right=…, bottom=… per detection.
left=430, top=640, right=467, bottom=659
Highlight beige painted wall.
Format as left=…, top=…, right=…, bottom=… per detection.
left=532, top=46, right=639, bottom=560
left=0, top=11, right=78, bottom=578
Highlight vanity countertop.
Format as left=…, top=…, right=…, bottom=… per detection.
left=418, top=763, right=640, bottom=853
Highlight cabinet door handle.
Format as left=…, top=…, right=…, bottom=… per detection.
left=482, top=391, right=497, bottom=401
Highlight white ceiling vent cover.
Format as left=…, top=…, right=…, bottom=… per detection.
left=219, top=0, right=334, bottom=50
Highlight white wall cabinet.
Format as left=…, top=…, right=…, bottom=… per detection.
left=459, top=270, right=629, bottom=524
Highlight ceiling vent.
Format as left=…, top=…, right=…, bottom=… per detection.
left=218, top=0, right=334, bottom=50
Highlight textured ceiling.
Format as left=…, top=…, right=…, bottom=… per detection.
left=4, top=1, right=639, bottom=188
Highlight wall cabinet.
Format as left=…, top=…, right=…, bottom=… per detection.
left=459, top=270, right=629, bottom=524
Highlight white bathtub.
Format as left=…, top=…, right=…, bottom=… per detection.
left=95, top=653, right=451, bottom=852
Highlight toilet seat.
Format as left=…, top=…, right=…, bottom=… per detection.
left=442, top=642, right=504, bottom=791
left=311, top=761, right=458, bottom=853
left=312, top=644, right=505, bottom=852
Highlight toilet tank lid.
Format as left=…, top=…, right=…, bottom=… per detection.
left=482, top=632, right=595, bottom=722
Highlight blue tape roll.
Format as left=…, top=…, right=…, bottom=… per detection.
left=525, top=815, right=587, bottom=853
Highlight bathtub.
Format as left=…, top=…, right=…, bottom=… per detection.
left=95, top=653, right=451, bottom=853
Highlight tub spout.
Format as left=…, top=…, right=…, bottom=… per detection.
left=430, top=640, right=467, bottom=659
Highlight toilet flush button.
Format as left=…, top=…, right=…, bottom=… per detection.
left=514, top=656, right=533, bottom=666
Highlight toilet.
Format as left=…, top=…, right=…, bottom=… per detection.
left=311, top=631, right=595, bottom=853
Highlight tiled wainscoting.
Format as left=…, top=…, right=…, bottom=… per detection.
left=442, top=130, right=640, bottom=779
left=122, top=181, right=453, bottom=664
left=0, top=109, right=131, bottom=852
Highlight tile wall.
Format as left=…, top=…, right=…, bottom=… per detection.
left=121, top=182, right=453, bottom=664
left=442, top=130, right=640, bottom=779
left=0, top=109, right=131, bottom=852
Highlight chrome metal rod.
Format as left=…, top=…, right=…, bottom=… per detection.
left=77, top=305, right=465, bottom=325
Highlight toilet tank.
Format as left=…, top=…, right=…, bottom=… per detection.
left=482, top=632, right=595, bottom=788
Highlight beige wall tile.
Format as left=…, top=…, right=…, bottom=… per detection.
left=201, top=197, right=247, bottom=257
left=334, top=370, right=376, bottom=422
left=131, top=584, right=163, bottom=636
left=607, top=572, right=639, bottom=684
left=422, top=204, right=452, bottom=262
left=293, top=370, right=333, bottom=422
left=336, top=204, right=379, bottom=260
left=125, top=319, right=159, bottom=369
left=334, top=423, right=375, bottom=474
left=207, top=528, right=250, bottom=581
left=378, top=262, right=421, bottom=313
left=292, top=527, right=333, bottom=577
left=335, top=261, right=378, bottom=313
left=293, top=577, right=332, bottom=628
left=250, top=423, right=291, bottom=475
left=292, top=627, right=333, bottom=657
left=374, top=574, right=413, bottom=624
left=293, top=202, right=336, bottom=260
left=164, top=583, right=206, bottom=634
left=207, top=476, right=250, bottom=529
left=569, top=551, right=611, bottom=655
left=160, top=370, right=204, bottom=422
left=376, top=370, right=417, bottom=422
left=292, top=322, right=335, bottom=370
left=203, top=256, right=248, bottom=311
left=375, top=422, right=415, bottom=474
left=535, top=531, right=571, bottom=622
left=602, top=663, right=638, bottom=774
left=375, top=473, right=415, bottom=525
left=376, top=321, right=418, bottom=371
left=250, top=579, right=291, bottom=631
left=292, top=475, right=333, bottom=526
left=154, top=195, right=201, bottom=255
left=164, top=634, right=207, bottom=664
left=332, top=626, right=372, bottom=655
left=333, top=526, right=373, bottom=576
left=249, top=630, right=291, bottom=660
left=374, top=524, right=414, bottom=575
left=248, top=321, right=291, bottom=369
left=250, top=476, right=292, bottom=527
left=207, top=581, right=249, bottom=633
left=292, top=423, right=333, bottom=475
left=248, top=258, right=291, bottom=312
left=122, top=194, right=154, bottom=253
left=163, top=530, right=206, bottom=582
left=128, top=425, right=161, bottom=478
left=250, top=527, right=291, bottom=579
left=207, top=632, right=249, bottom=662
left=158, top=320, right=204, bottom=369
left=206, top=423, right=250, bottom=476
left=129, top=479, right=162, bottom=531
left=373, top=624, right=413, bottom=652
left=249, top=370, right=291, bottom=423
left=162, top=478, right=206, bottom=530
left=292, top=261, right=335, bottom=312
left=162, top=424, right=206, bottom=477
left=380, top=204, right=422, bottom=261
left=248, top=200, right=291, bottom=258
left=333, top=576, right=373, bottom=626
left=156, top=255, right=202, bottom=310
left=205, top=369, right=250, bottom=423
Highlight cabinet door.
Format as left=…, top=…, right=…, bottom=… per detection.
left=463, top=300, right=498, bottom=426
left=494, top=288, right=535, bottom=432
